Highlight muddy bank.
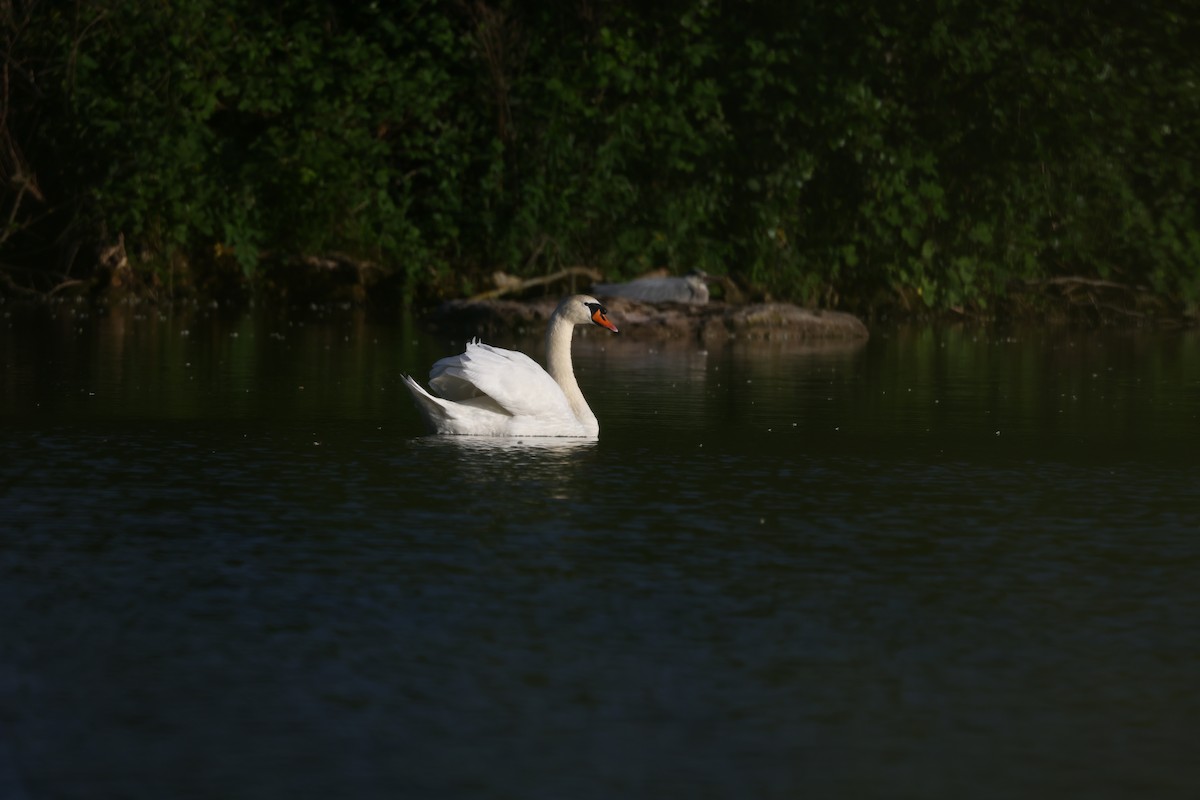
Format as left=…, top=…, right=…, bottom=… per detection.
left=425, top=296, right=870, bottom=343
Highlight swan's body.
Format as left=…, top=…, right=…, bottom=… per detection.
left=403, top=295, right=619, bottom=438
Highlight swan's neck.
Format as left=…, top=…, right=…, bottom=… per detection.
left=545, top=314, right=598, bottom=433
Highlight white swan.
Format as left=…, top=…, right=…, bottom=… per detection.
left=403, top=294, right=620, bottom=438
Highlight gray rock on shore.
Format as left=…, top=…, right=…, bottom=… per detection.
left=428, top=296, right=869, bottom=343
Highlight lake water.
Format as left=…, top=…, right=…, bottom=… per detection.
left=2, top=300, right=1198, bottom=799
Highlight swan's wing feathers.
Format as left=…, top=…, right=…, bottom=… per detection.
left=428, top=342, right=574, bottom=419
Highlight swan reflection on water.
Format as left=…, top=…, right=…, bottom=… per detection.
left=410, top=434, right=599, bottom=454
left=408, top=434, right=598, bottom=502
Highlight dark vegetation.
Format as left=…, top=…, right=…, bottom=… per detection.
left=2, top=0, right=1197, bottom=321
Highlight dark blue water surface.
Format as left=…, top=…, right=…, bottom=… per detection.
left=2, top=301, right=1199, bottom=799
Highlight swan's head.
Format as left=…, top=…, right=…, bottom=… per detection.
left=560, top=294, right=619, bottom=334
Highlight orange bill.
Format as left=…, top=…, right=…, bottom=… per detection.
left=591, top=307, right=619, bottom=333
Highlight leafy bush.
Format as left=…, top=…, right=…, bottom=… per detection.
left=2, top=0, right=1196, bottom=314
left=5, top=0, right=476, bottom=286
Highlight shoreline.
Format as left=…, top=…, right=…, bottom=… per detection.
left=425, top=296, right=871, bottom=343
left=2, top=278, right=1195, bottom=332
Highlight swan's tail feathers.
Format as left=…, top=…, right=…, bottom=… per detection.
left=402, top=374, right=449, bottom=430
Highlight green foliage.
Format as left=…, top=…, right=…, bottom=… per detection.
left=472, top=1, right=730, bottom=279
left=14, top=0, right=476, bottom=284
left=714, top=0, right=1200, bottom=312
left=2, top=0, right=1197, bottom=314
